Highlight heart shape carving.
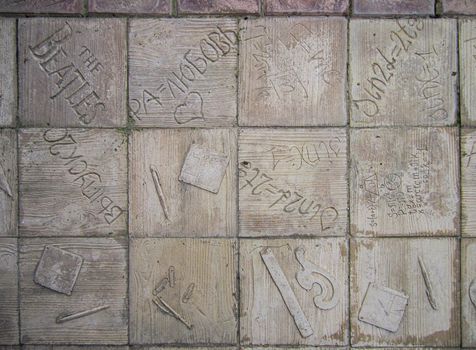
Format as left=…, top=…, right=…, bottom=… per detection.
left=174, top=91, right=205, bottom=125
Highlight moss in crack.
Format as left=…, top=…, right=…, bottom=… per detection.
left=82, top=0, right=88, bottom=17
left=435, top=0, right=443, bottom=16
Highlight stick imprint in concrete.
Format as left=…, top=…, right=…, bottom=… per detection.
left=260, top=247, right=313, bottom=338
left=153, top=296, right=193, bottom=330
left=150, top=164, right=170, bottom=221
left=418, top=256, right=438, bottom=310
left=56, top=305, right=110, bottom=324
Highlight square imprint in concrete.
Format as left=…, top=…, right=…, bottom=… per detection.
left=0, top=19, right=16, bottom=127
left=130, top=238, right=237, bottom=344
left=34, top=245, right=83, bottom=295
left=19, top=129, right=127, bottom=237
left=19, top=18, right=127, bottom=127
left=350, top=127, right=459, bottom=237
left=358, top=283, right=408, bottom=333
left=0, top=238, right=18, bottom=344
left=240, top=238, right=348, bottom=346
left=129, top=18, right=238, bottom=127
left=239, top=128, right=347, bottom=237
left=350, top=238, right=459, bottom=347
left=350, top=19, right=457, bottom=126
left=239, top=17, right=347, bottom=126
left=20, top=238, right=128, bottom=344
left=463, top=238, right=476, bottom=347
left=179, top=143, right=229, bottom=194
left=129, top=129, right=237, bottom=237
left=0, top=129, right=17, bottom=237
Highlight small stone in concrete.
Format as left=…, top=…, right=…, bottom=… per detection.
left=353, top=0, right=434, bottom=15
left=34, top=245, right=83, bottom=295
left=358, top=283, right=408, bottom=332
left=264, top=0, right=348, bottom=14
left=179, top=144, right=229, bottom=194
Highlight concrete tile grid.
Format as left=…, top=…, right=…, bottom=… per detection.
left=0, top=0, right=474, bottom=349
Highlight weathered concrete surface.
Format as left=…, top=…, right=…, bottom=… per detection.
left=178, top=0, right=259, bottom=14
left=239, top=128, right=347, bottom=237
left=89, top=0, right=170, bottom=14
left=264, top=0, right=348, bottom=14
left=129, top=19, right=238, bottom=127
left=20, top=238, right=128, bottom=344
left=442, top=0, right=476, bottom=14
left=462, top=129, right=476, bottom=237
left=0, top=129, right=17, bottom=237
left=19, top=18, right=127, bottom=127
left=350, top=128, right=459, bottom=237
left=463, top=239, right=476, bottom=347
left=353, top=0, right=434, bottom=15
left=350, top=238, right=460, bottom=347
left=0, top=19, right=16, bottom=127
left=239, top=17, right=347, bottom=126
left=459, top=20, right=476, bottom=126
left=0, top=239, right=18, bottom=345
left=19, top=129, right=127, bottom=237
left=350, top=19, right=457, bottom=126
left=129, top=238, right=237, bottom=344
left=0, top=0, right=83, bottom=13
left=240, top=238, right=348, bottom=345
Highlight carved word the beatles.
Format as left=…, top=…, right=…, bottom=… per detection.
left=28, top=22, right=106, bottom=125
